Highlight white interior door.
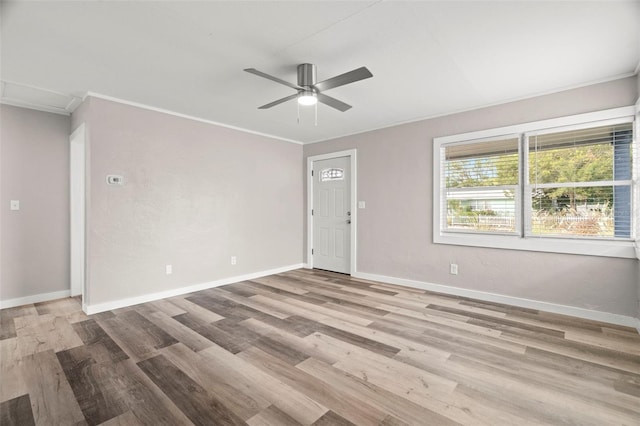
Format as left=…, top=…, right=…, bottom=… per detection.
left=313, top=156, right=351, bottom=274
left=70, top=124, right=85, bottom=298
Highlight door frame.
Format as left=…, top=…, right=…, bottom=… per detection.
left=69, top=123, right=86, bottom=301
left=306, top=149, right=357, bottom=274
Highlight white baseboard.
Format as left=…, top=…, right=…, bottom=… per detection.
left=4, top=266, right=637, bottom=333
left=84, top=263, right=304, bottom=315
left=0, top=289, right=71, bottom=309
left=353, top=271, right=639, bottom=331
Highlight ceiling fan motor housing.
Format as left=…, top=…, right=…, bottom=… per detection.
left=297, top=63, right=317, bottom=88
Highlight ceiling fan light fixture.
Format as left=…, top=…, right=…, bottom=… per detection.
left=298, top=91, right=317, bottom=106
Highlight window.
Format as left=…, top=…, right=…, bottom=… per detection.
left=443, top=136, right=519, bottom=234
left=433, top=106, right=637, bottom=258
left=526, top=122, right=633, bottom=239
left=320, top=168, right=344, bottom=181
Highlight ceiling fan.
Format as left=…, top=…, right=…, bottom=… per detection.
left=244, top=63, right=373, bottom=112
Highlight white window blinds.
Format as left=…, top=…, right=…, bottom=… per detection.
left=526, top=122, right=633, bottom=239
left=442, top=136, right=520, bottom=234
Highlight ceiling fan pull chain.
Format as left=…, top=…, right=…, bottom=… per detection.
left=297, top=101, right=300, bottom=125
left=315, top=102, right=318, bottom=126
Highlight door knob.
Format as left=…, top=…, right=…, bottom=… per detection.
left=346, top=219, right=351, bottom=224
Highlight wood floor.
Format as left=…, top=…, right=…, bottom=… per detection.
left=1, top=269, right=639, bottom=425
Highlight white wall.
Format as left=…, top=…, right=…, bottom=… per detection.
left=75, top=97, right=303, bottom=310
left=304, top=76, right=640, bottom=320
left=0, top=105, right=71, bottom=305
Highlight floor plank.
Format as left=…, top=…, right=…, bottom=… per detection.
left=0, top=338, right=27, bottom=402
left=297, top=357, right=459, bottom=426
left=238, top=346, right=388, bottom=425
left=97, top=311, right=178, bottom=362
left=161, top=343, right=268, bottom=420
left=23, top=350, right=86, bottom=425
left=0, top=394, right=35, bottom=426
left=0, top=305, right=38, bottom=341
left=97, top=410, right=144, bottom=426
left=137, top=354, right=246, bottom=426
left=14, top=314, right=83, bottom=357
left=199, top=343, right=329, bottom=424
left=246, top=404, right=301, bottom=426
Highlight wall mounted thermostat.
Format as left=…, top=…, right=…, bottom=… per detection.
left=106, top=175, right=124, bottom=185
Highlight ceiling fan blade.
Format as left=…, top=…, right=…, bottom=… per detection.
left=258, top=93, right=299, bottom=109
left=314, top=66, right=373, bottom=92
left=244, top=68, right=301, bottom=90
left=317, top=93, right=351, bottom=112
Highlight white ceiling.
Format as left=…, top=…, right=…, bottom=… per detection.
left=1, top=1, right=639, bottom=144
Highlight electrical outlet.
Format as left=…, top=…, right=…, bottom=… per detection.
left=10, top=200, right=20, bottom=211
left=231, top=256, right=237, bottom=265
left=450, top=263, right=458, bottom=275
left=166, top=264, right=172, bottom=275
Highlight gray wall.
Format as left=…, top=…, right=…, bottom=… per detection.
left=0, top=105, right=71, bottom=301
left=304, top=76, right=640, bottom=317
left=77, top=97, right=303, bottom=307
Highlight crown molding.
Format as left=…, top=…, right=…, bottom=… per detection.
left=82, top=92, right=304, bottom=145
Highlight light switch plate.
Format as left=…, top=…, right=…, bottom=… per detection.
left=358, top=201, right=366, bottom=209
left=10, top=200, right=19, bottom=211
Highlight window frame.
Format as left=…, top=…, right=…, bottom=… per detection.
left=433, top=106, right=637, bottom=259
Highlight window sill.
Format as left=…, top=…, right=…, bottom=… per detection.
left=434, top=232, right=637, bottom=259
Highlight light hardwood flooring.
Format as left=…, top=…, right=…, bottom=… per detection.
left=1, top=269, right=639, bottom=425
